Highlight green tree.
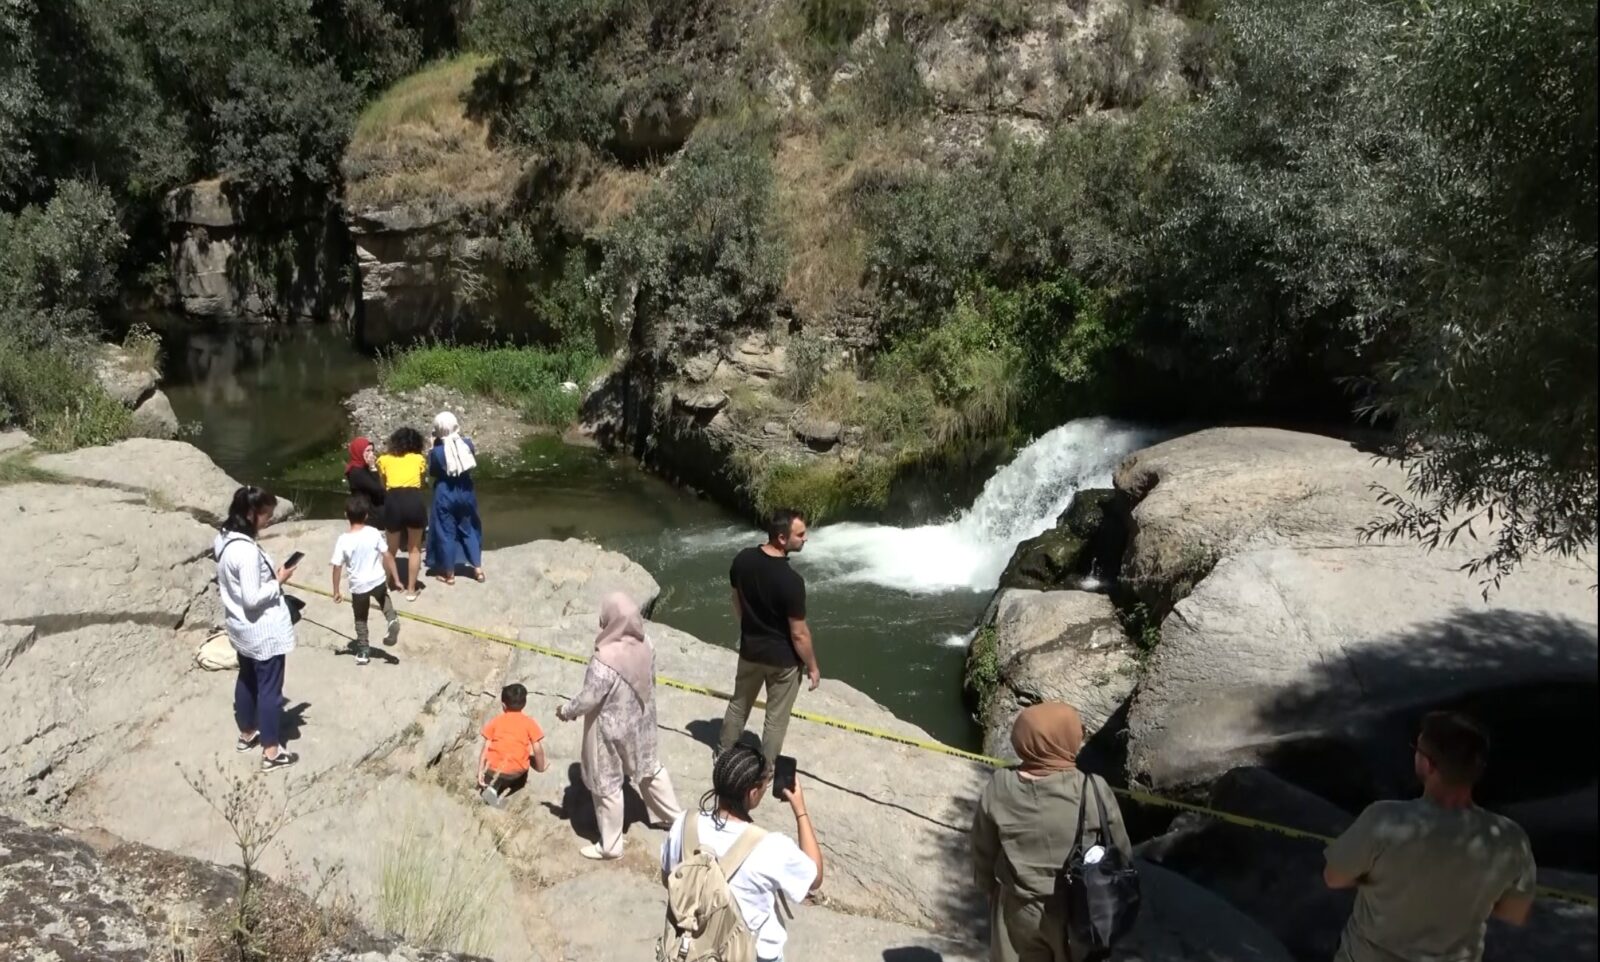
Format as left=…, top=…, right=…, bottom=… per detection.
left=604, top=127, right=786, bottom=352
left=1362, top=0, right=1597, bottom=588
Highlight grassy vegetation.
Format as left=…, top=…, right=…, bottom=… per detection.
left=377, top=826, right=498, bottom=955
left=965, top=625, right=1002, bottom=720
left=0, top=339, right=133, bottom=451
left=0, top=451, right=61, bottom=486
left=343, top=54, right=520, bottom=210
left=1118, top=601, right=1163, bottom=656
left=741, top=453, right=899, bottom=521
left=377, top=344, right=604, bottom=427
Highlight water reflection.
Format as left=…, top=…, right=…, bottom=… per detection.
left=162, top=324, right=376, bottom=479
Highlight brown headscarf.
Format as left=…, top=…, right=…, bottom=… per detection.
left=1011, top=702, right=1085, bottom=775
left=594, top=592, right=654, bottom=705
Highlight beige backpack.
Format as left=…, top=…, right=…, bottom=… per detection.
left=658, top=815, right=768, bottom=962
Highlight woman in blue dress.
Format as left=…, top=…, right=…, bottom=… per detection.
left=426, top=411, right=485, bottom=585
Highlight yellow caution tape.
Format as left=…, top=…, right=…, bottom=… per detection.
left=288, top=581, right=1597, bottom=908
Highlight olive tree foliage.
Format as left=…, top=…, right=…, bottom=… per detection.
left=1147, top=0, right=1422, bottom=395
left=1158, top=0, right=1596, bottom=586
left=602, top=127, right=786, bottom=353
left=1359, top=0, right=1597, bottom=590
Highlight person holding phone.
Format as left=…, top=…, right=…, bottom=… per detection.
left=660, top=743, right=824, bottom=962
left=213, top=485, right=300, bottom=773
left=555, top=592, right=682, bottom=859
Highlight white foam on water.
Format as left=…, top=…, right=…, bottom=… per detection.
left=797, top=417, right=1162, bottom=594
left=942, top=629, right=977, bottom=649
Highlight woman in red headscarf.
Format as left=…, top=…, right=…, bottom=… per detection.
left=971, top=702, right=1133, bottom=962
left=344, top=438, right=390, bottom=575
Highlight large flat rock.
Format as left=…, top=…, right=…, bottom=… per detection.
left=979, top=589, right=1138, bottom=760
left=0, top=481, right=216, bottom=631
left=1117, top=429, right=1599, bottom=805
left=35, top=438, right=298, bottom=526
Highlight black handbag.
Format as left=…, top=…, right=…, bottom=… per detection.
left=1057, top=773, right=1141, bottom=960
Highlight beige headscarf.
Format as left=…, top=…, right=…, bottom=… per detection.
left=594, top=592, right=654, bottom=704
left=432, top=411, right=477, bottom=477
left=1011, top=702, right=1085, bottom=776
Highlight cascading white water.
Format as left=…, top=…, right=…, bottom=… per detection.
left=799, top=417, right=1163, bottom=594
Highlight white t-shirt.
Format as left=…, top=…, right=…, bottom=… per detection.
left=330, top=526, right=388, bottom=594
left=660, top=811, right=817, bottom=961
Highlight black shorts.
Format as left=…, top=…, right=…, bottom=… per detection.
left=386, top=487, right=427, bottom=530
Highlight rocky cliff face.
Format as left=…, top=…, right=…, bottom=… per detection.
left=346, top=202, right=529, bottom=350
left=164, top=178, right=354, bottom=324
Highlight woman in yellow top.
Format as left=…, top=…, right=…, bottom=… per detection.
left=377, top=426, right=429, bottom=600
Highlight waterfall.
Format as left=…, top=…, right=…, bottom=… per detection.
left=799, top=418, right=1163, bottom=594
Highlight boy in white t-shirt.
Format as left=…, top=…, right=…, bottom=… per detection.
left=330, top=494, right=401, bottom=666
left=660, top=744, right=823, bottom=962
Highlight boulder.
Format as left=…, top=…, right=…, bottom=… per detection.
left=681, top=352, right=720, bottom=383
left=996, top=527, right=1093, bottom=591
left=0, top=815, right=482, bottom=962
left=92, top=342, right=158, bottom=407
left=1138, top=767, right=1359, bottom=961
left=794, top=417, right=843, bottom=450
left=1117, top=429, right=1599, bottom=807
left=727, top=332, right=788, bottom=380
left=996, top=488, right=1126, bottom=592
left=0, top=474, right=1357, bottom=962
left=672, top=386, right=730, bottom=415
left=1139, top=767, right=1598, bottom=962
left=34, top=438, right=298, bottom=526
left=974, top=590, right=1138, bottom=759
left=130, top=388, right=181, bottom=439
left=1500, top=784, right=1599, bottom=871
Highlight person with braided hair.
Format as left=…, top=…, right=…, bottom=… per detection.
left=660, top=743, right=823, bottom=962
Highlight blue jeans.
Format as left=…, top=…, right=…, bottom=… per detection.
left=235, top=654, right=286, bottom=747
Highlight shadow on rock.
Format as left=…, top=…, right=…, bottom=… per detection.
left=1254, top=609, right=1598, bottom=868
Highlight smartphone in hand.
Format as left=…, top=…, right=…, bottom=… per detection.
left=284, top=550, right=305, bottom=569
left=772, top=754, right=798, bottom=800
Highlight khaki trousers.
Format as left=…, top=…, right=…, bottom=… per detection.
left=990, top=888, right=1069, bottom=962
left=717, top=657, right=803, bottom=765
left=592, top=765, right=684, bottom=856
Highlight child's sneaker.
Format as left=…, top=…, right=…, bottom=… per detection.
left=261, top=750, right=299, bottom=773
left=384, top=620, right=400, bottom=646
left=355, top=652, right=370, bottom=666
left=480, top=786, right=502, bottom=807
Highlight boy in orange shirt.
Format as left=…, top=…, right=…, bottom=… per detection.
left=477, top=683, right=549, bottom=807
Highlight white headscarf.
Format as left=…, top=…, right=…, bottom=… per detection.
left=432, top=411, right=477, bottom=477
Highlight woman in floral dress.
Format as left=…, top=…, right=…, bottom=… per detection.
left=556, top=592, right=684, bottom=859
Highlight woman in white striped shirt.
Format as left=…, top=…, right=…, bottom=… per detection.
left=213, top=486, right=301, bottom=772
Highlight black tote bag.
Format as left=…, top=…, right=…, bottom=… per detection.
left=1057, top=773, right=1141, bottom=960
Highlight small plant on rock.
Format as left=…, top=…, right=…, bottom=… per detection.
left=180, top=761, right=316, bottom=962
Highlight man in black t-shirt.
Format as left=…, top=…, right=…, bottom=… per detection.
left=718, top=508, right=819, bottom=767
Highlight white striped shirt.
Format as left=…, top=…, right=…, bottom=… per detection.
left=213, top=531, right=296, bottom=660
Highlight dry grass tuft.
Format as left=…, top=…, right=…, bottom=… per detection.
left=773, top=120, right=922, bottom=325
left=343, top=54, right=523, bottom=212
left=556, top=163, right=660, bottom=234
